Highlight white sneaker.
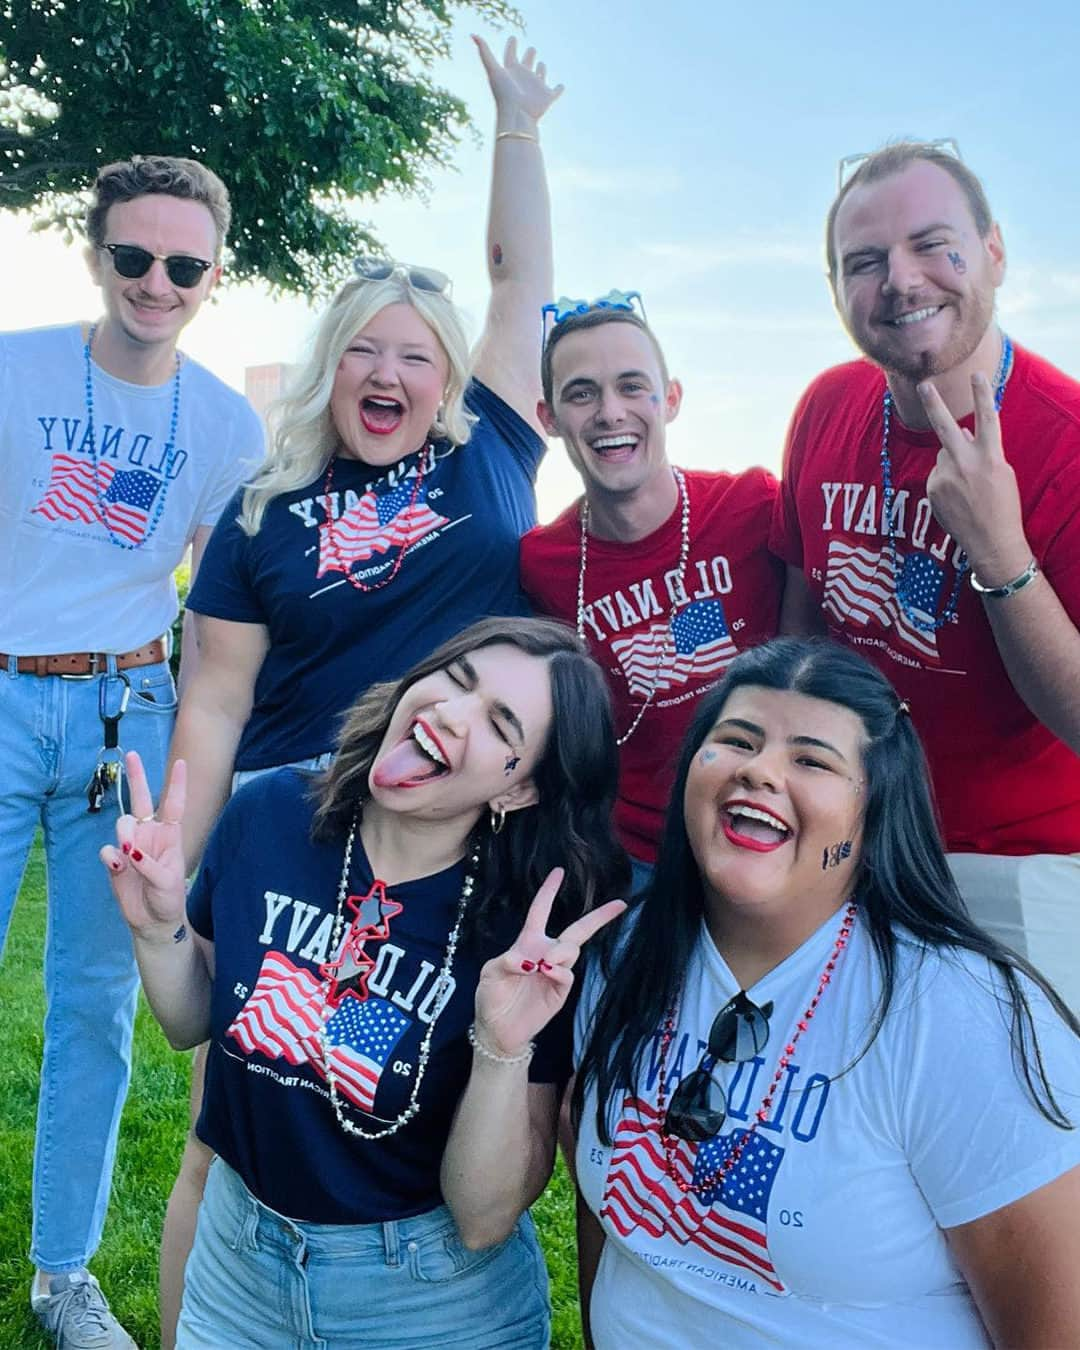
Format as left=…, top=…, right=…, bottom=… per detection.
left=31, top=1271, right=138, bottom=1349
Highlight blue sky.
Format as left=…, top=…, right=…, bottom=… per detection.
left=3, top=0, right=1077, bottom=519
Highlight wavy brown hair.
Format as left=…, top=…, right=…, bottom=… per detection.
left=312, top=616, right=628, bottom=941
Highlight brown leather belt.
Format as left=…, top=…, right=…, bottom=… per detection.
left=1, top=638, right=168, bottom=677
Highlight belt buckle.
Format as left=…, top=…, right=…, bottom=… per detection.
left=59, top=652, right=101, bottom=680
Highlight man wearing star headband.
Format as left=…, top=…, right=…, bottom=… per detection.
left=0, top=156, right=262, bottom=1347
left=770, top=140, right=1080, bottom=1011
left=521, top=294, right=784, bottom=891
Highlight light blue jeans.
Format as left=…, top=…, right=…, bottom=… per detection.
left=0, top=656, right=176, bottom=1271
left=178, top=1160, right=551, bottom=1348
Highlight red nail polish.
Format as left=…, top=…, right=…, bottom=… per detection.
left=121, top=842, right=131, bottom=855
left=538, top=959, right=553, bottom=973
left=131, top=849, right=143, bottom=862
left=520, top=960, right=536, bottom=973
left=110, top=860, right=121, bottom=871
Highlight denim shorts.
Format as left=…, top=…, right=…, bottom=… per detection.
left=177, top=1159, right=551, bottom=1349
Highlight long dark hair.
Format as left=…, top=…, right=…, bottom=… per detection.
left=312, top=616, right=629, bottom=939
left=575, top=637, right=1079, bottom=1142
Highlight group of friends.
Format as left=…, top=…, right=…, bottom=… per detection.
left=2, top=35, right=1078, bottom=1350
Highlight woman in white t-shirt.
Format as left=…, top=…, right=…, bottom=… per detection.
left=567, top=637, right=1080, bottom=1348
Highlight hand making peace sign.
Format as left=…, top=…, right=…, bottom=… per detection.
left=100, top=750, right=189, bottom=941
left=919, top=372, right=1032, bottom=585
left=473, top=869, right=626, bottom=1058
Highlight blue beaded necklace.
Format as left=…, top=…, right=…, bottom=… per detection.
left=880, top=333, right=1013, bottom=634
left=83, top=323, right=181, bottom=550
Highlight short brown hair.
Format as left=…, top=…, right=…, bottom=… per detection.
left=541, top=308, right=670, bottom=406
left=825, top=141, right=994, bottom=286
left=86, top=155, right=231, bottom=257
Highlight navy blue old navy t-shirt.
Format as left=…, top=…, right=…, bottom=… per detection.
left=188, top=381, right=544, bottom=771
left=187, top=769, right=571, bottom=1225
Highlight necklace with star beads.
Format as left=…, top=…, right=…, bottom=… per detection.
left=655, top=901, right=857, bottom=1196
left=317, top=805, right=477, bottom=1140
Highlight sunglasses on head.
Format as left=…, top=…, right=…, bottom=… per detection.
left=101, top=243, right=214, bottom=290
left=353, top=256, right=452, bottom=296
left=541, top=288, right=646, bottom=337
left=836, top=137, right=963, bottom=191
left=662, top=991, right=773, bottom=1143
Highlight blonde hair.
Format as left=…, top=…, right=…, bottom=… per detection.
left=239, top=275, right=476, bottom=535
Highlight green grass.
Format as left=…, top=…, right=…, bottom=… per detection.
left=0, top=841, right=584, bottom=1348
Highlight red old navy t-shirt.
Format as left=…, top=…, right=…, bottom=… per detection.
left=770, top=347, right=1080, bottom=856
left=522, top=468, right=783, bottom=862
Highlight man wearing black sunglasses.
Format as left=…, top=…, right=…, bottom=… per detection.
left=772, top=140, right=1080, bottom=1016
left=0, top=154, right=262, bottom=1348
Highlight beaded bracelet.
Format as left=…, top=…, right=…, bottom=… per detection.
left=496, top=130, right=539, bottom=143
left=467, top=1022, right=535, bottom=1065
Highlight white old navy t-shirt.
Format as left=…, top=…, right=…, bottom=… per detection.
left=575, top=912, right=1080, bottom=1348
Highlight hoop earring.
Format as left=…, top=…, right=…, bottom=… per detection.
left=490, top=806, right=506, bottom=835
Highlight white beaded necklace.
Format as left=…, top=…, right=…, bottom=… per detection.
left=576, top=466, right=692, bottom=746
left=318, top=806, right=478, bottom=1140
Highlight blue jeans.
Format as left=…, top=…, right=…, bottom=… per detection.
left=0, top=656, right=176, bottom=1271
left=178, top=1160, right=551, bottom=1348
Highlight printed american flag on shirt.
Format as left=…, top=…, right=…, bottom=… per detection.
left=822, top=538, right=941, bottom=662
left=226, top=950, right=411, bottom=1115
left=31, top=454, right=163, bottom=545
left=316, top=477, right=449, bottom=578
left=600, top=1095, right=786, bottom=1293
left=610, top=599, right=738, bottom=698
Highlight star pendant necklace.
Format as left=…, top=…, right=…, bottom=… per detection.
left=316, top=804, right=478, bottom=1140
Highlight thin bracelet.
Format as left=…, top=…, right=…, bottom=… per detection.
left=970, top=557, right=1040, bottom=599
left=496, top=130, right=538, bottom=144
left=467, top=1022, right=535, bottom=1065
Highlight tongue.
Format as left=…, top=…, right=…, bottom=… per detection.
left=371, top=739, right=442, bottom=789
left=732, top=816, right=787, bottom=845
left=361, top=401, right=402, bottom=431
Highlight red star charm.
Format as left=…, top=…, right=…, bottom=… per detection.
left=345, top=881, right=404, bottom=940
left=318, top=881, right=403, bottom=1007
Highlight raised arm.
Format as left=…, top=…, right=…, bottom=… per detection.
left=169, top=612, right=269, bottom=873
left=441, top=870, right=624, bottom=1247
left=100, top=753, right=213, bottom=1049
left=470, top=36, right=563, bottom=432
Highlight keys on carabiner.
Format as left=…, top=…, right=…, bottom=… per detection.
left=86, top=674, right=131, bottom=814
left=86, top=760, right=120, bottom=813
left=100, top=674, right=130, bottom=752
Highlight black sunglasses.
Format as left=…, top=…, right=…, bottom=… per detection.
left=101, top=243, right=214, bottom=290
left=663, top=991, right=773, bottom=1143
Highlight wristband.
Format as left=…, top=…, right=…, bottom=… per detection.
left=969, top=558, right=1039, bottom=599
left=496, top=130, right=539, bottom=144
left=467, top=1022, right=535, bottom=1065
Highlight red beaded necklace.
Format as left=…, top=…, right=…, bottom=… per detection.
left=655, top=900, right=857, bottom=1196
left=319, top=450, right=429, bottom=594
